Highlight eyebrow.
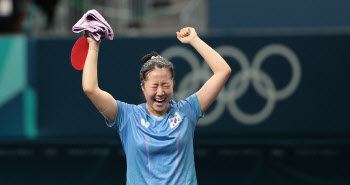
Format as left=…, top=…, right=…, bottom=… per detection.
left=150, top=81, right=170, bottom=84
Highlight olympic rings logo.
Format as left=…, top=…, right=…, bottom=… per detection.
left=161, top=44, right=301, bottom=126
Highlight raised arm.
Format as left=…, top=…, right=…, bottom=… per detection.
left=82, top=31, right=117, bottom=123
left=177, top=27, right=231, bottom=113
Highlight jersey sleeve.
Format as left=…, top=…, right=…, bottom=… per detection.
left=104, top=100, right=134, bottom=132
left=177, top=93, right=204, bottom=125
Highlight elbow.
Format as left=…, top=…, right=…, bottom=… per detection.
left=83, top=87, right=91, bottom=95
left=83, top=85, right=98, bottom=96
left=82, top=83, right=89, bottom=93
left=83, top=87, right=93, bottom=96
left=227, top=66, right=232, bottom=75
left=215, top=66, right=231, bottom=80
left=224, top=66, right=232, bottom=78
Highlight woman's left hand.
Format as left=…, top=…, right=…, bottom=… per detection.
left=176, top=27, right=198, bottom=44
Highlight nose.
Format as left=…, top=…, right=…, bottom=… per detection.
left=156, top=86, right=165, bottom=96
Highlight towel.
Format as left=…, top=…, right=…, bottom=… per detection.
left=72, top=9, right=114, bottom=41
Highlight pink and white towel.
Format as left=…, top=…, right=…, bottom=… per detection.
left=72, top=9, right=114, bottom=41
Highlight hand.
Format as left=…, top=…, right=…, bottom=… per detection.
left=84, top=31, right=100, bottom=51
left=176, top=27, right=198, bottom=45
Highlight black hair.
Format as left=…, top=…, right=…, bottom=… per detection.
left=140, top=51, right=175, bottom=85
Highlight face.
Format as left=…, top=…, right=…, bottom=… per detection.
left=141, top=67, right=174, bottom=117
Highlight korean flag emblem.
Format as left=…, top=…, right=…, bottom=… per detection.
left=168, top=112, right=182, bottom=128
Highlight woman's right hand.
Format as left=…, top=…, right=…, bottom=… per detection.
left=84, top=31, right=101, bottom=51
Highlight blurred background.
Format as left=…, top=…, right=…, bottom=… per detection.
left=1, top=0, right=350, bottom=184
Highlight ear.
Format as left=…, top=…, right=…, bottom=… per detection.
left=141, top=83, right=145, bottom=92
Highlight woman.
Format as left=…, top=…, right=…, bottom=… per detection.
left=82, top=27, right=231, bottom=185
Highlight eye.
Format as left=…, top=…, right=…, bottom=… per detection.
left=162, top=83, right=171, bottom=87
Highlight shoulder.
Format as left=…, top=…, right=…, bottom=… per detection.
left=111, top=101, right=146, bottom=130
left=116, top=100, right=145, bottom=119
left=170, top=94, right=199, bottom=115
left=172, top=94, right=204, bottom=120
left=175, top=94, right=199, bottom=109
left=117, top=100, right=141, bottom=110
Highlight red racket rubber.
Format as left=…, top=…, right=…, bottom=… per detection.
left=71, top=37, right=89, bottom=70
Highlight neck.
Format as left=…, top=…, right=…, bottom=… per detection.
left=146, top=103, right=168, bottom=117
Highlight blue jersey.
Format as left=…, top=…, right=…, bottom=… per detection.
left=105, top=94, right=204, bottom=185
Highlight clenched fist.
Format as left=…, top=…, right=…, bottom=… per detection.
left=84, top=31, right=100, bottom=51
left=176, top=27, right=198, bottom=44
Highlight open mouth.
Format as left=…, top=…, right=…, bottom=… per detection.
left=154, top=98, right=165, bottom=104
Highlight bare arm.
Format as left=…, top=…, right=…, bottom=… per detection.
left=177, top=28, right=231, bottom=113
left=82, top=31, right=117, bottom=123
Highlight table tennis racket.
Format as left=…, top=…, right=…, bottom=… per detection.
left=71, top=37, right=89, bottom=70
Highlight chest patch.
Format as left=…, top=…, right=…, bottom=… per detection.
left=168, top=112, right=182, bottom=128
left=141, top=118, right=150, bottom=128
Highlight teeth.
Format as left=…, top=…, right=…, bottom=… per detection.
left=155, top=98, right=165, bottom=102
